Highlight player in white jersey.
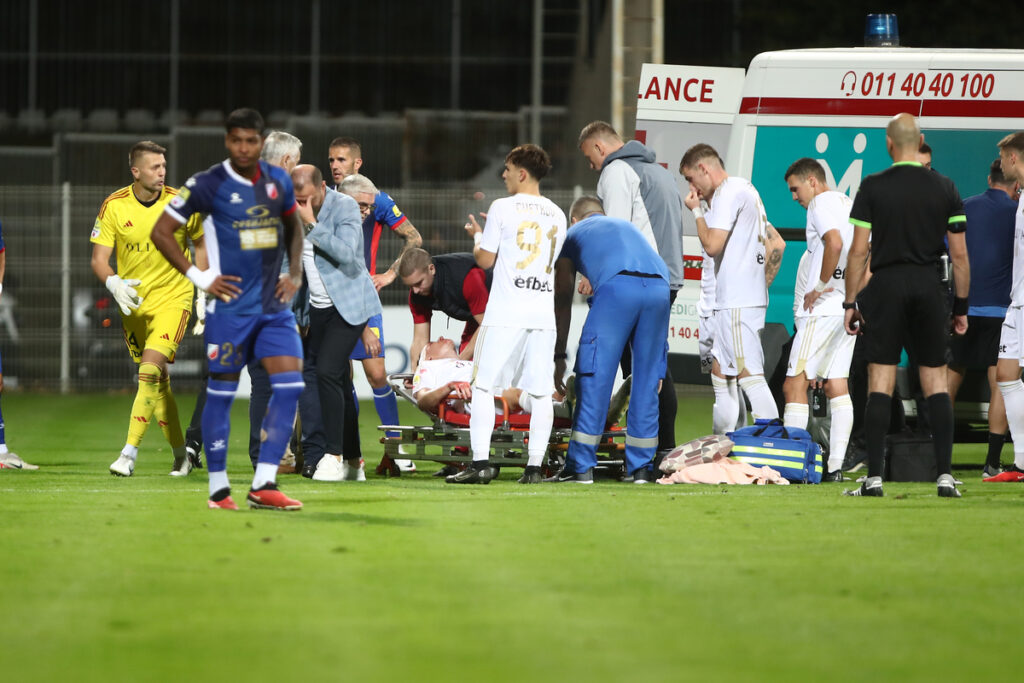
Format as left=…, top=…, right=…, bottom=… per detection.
left=681, top=143, right=785, bottom=425
left=450, top=144, right=567, bottom=484
left=989, top=133, right=1024, bottom=481
left=780, top=158, right=856, bottom=481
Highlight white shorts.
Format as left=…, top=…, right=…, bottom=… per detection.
left=471, top=326, right=555, bottom=395
left=998, top=305, right=1024, bottom=365
left=698, top=315, right=714, bottom=374
left=711, top=307, right=766, bottom=376
left=787, top=315, right=856, bottom=379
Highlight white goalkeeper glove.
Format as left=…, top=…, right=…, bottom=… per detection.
left=105, top=274, right=143, bottom=316
left=192, top=290, right=207, bottom=335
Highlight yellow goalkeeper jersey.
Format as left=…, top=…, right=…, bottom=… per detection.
left=91, top=184, right=203, bottom=315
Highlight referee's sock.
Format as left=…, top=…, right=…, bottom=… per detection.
left=927, top=392, right=954, bottom=476
left=738, top=375, right=779, bottom=420
left=711, top=375, right=737, bottom=435
left=783, top=403, right=809, bottom=430
left=864, top=392, right=891, bottom=479
left=986, top=432, right=1006, bottom=469
left=998, top=379, right=1024, bottom=469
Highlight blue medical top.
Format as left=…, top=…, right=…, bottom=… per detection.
left=559, top=214, right=668, bottom=291
left=963, top=187, right=1016, bottom=315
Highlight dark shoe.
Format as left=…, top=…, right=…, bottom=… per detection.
left=843, top=476, right=883, bottom=497
left=446, top=462, right=495, bottom=485
left=632, top=467, right=652, bottom=484
left=517, top=466, right=543, bottom=484
left=433, top=464, right=460, bottom=478
left=823, top=469, right=844, bottom=482
left=543, top=467, right=593, bottom=484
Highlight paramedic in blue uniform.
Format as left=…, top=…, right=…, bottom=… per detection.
left=948, top=158, right=1018, bottom=478
left=151, top=108, right=306, bottom=511
left=842, top=113, right=970, bottom=499
left=551, top=196, right=670, bottom=483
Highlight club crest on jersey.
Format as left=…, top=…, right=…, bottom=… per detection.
left=266, top=183, right=278, bottom=200
left=207, top=343, right=219, bottom=361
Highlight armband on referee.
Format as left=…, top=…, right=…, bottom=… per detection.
left=952, top=296, right=969, bottom=317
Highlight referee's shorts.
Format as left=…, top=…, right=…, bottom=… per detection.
left=857, top=264, right=949, bottom=367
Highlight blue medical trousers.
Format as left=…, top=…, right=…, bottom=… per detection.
left=567, top=273, right=670, bottom=475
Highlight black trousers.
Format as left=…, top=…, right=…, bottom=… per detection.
left=309, top=305, right=365, bottom=458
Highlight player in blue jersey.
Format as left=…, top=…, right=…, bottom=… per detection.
left=551, top=196, right=670, bottom=484
left=327, top=137, right=422, bottom=475
left=150, top=108, right=306, bottom=511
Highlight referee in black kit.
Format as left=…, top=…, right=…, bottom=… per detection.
left=842, top=113, right=970, bottom=498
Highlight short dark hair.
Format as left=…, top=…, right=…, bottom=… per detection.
left=329, top=137, right=362, bottom=157
left=129, top=140, right=166, bottom=168
left=225, top=108, right=265, bottom=135
left=679, top=143, right=723, bottom=172
left=569, top=195, right=604, bottom=222
left=784, top=157, right=827, bottom=184
left=398, top=247, right=432, bottom=278
left=919, top=141, right=932, bottom=155
left=506, top=144, right=552, bottom=181
left=990, top=158, right=1012, bottom=187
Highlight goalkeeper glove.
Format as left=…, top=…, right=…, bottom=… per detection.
left=105, top=275, right=143, bottom=315
left=193, top=290, right=207, bottom=335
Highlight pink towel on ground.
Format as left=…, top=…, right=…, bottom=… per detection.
left=656, top=453, right=790, bottom=485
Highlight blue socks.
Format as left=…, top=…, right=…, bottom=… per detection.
left=203, top=379, right=238, bottom=473
left=373, top=384, right=400, bottom=438
left=258, top=371, right=304, bottom=466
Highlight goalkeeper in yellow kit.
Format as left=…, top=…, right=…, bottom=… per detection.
left=90, top=141, right=205, bottom=477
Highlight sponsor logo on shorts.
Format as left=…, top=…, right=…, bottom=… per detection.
left=207, top=343, right=219, bottom=361
left=513, top=276, right=553, bottom=292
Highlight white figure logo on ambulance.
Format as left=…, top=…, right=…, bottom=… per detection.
left=814, top=131, right=867, bottom=198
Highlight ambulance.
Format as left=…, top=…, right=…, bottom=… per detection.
left=639, top=48, right=1024, bottom=416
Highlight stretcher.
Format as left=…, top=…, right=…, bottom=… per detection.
left=376, top=373, right=626, bottom=477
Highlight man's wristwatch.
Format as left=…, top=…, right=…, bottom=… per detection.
left=304, top=222, right=315, bottom=235
left=842, top=301, right=858, bottom=310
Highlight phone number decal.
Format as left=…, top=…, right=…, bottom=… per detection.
left=839, top=71, right=995, bottom=99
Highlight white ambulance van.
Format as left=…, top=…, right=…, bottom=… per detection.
left=640, top=49, right=1024, bottom=415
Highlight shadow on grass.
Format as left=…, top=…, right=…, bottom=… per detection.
left=299, top=510, right=422, bottom=526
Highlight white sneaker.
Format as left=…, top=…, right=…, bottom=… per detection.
left=396, top=458, right=416, bottom=473
left=169, top=454, right=193, bottom=477
left=0, top=452, right=39, bottom=470
left=312, top=455, right=345, bottom=482
left=110, top=454, right=135, bottom=477
left=342, top=457, right=367, bottom=481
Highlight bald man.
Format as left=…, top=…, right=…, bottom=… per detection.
left=842, top=113, right=970, bottom=498
left=292, top=164, right=382, bottom=482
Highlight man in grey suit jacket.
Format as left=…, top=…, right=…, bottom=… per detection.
left=292, top=165, right=382, bottom=481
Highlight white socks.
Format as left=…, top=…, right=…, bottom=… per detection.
left=711, top=375, right=738, bottom=435
left=828, top=394, right=854, bottom=472
left=730, top=379, right=747, bottom=430
left=998, top=380, right=1024, bottom=468
left=120, top=444, right=139, bottom=461
left=738, top=375, right=779, bottom=420
left=208, top=469, right=230, bottom=497
left=252, top=462, right=278, bottom=490
left=469, top=386, right=495, bottom=463
left=526, top=393, right=554, bottom=467
left=783, top=403, right=809, bottom=430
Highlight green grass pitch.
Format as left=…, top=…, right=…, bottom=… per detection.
left=2, top=392, right=1022, bottom=682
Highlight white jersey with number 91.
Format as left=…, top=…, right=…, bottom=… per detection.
left=478, top=193, right=567, bottom=330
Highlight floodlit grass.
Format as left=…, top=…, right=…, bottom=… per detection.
left=1, top=393, right=1021, bottom=682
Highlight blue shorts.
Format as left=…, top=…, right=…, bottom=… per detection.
left=205, top=309, right=302, bottom=373
left=349, top=312, right=384, bottom=360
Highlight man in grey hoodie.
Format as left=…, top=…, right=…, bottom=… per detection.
left=579, top=120, right=683, bottom=463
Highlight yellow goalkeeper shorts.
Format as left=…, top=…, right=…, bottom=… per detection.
left=121, top=306, right=192, bottom=364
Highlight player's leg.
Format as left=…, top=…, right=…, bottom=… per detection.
left=247, top=359, right=272, bottom=471
left=147, top=308, right=192, bottom=476
left=358, top=314, right=400, bottom=437
left=184, top=372, right=206, bottom=468
left=246, top=312, right=305, bottom=510
left=623, top=277, right=670, bottom=482
left=111, top=313, right=169, bottom=476
left=782, top=319, right=814, bottom=430
left=992, top=305, right=1024, bottom=480
left=818, top=320, right=856, bottom=479
left=517, top=329, right=557, bottom=480
left=0, top=359, right=36, bottom=470
left=731, top=307, right=778, bottom=420
left=984, top=364, right=1008, bottom=475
